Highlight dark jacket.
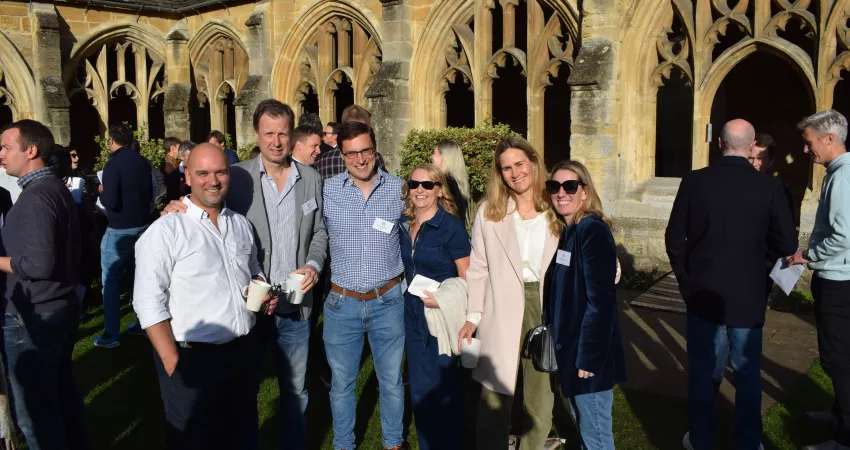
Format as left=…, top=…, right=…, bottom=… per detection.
left=161, top=157, right=185, bottom=202
left=665, top=156, right=798, bottom=328
left=2, top=176, right=80, bottom=315
left=224, top=148, right=239, bottom=165
left=546, top=215, right=625, bottom=397
left=100, top=147, right=153, bottom=229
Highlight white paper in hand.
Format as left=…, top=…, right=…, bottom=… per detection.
left=770, top=258, right=805, bottom=296
left=407, top=274, right=441, bottom=297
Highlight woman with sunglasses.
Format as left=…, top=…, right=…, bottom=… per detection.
left=461, top=137, right=562, bottom=449
left=544, top=160, right=625, bottom=449
left=399, top=163, right=470, bottom=450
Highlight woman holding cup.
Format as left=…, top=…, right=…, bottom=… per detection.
left=459, top=137, right=562, bottom=449
left=544, top=160, right=625, bottom=449
left=399, top=163, right=470, bottom=450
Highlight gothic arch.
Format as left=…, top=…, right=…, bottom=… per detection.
left=0, top=30, right=36, bottom=121
left=271, top=0, right=382, bottom=124
left=187, top=20, right=248, bottom=63
left=63, top=22, right=167, bottom=90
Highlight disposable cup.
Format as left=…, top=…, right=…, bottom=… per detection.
left=460, top=338, right=482, bottom=369
left=286, top=273, right=306, bottom=305
left=242, top=279, right=271, bottom=312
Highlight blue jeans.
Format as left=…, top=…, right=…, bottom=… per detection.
left=569, top=390, right=615, bottom=450
left=404, top=294, right=464, bottom=450
left=687, top=313, right=762, bottom=450
left=3, top=307, right=88, bottom=450
left=323, top=284, right=405, bottom=450
left=100, top=225, right=147, bottom=338
left=714, top=326, right=730, bottom=385
left=273, top=314, right=310, bottom=450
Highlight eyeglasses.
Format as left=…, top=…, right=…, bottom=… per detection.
left=341, top=147, right=376, bottom=159
left=545, top=180, right=585, bottom=195
left=407, top=180, right=442, bottom=190
left=70, top=153, right=79, bottom=159
left=323, top=132, right=337, bottom=136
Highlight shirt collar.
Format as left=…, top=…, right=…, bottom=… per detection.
left=258, top=155, right=300, bottom=181
left=18, top=166, right=57, bottom=189
left=182, top=196, right=229, bottom=221
left=343, top=167, right=385, bottom=188
left=423, top=205, right=446, bottom=228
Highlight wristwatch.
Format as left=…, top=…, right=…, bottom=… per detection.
left=803, top=250, right=812, bottom=262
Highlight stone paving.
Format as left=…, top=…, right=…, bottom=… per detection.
left=617, top=288, right=820, bottom=413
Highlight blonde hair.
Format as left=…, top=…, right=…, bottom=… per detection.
left=483, top=137, right=563, bottom=236
left=548, top=160, right=612, bottom=228
left=402, top=163, right=458, bottom=225
left=435, top=140, right=470, bottom=200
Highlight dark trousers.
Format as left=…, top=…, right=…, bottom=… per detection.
left=812, top=276, right=850, bottom=446
left=153, top=334, right=260, bottom=450
left=3, top=306, right=88, bottom=450
left=404, top=296, right=465, bottom=450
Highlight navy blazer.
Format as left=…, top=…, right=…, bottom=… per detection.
left=545, top=215, right=626, bottom=397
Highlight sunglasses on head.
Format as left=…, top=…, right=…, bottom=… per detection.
left=407, top=180, right=442, bottom=190
left=545, top=179, right=585, bottom=195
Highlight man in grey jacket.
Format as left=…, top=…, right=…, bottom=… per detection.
left=163, top=99, right=326, bottom=449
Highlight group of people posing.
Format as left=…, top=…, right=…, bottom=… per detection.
left=0, top=100, right=847, bottom=450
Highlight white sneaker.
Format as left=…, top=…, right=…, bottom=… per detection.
left=806, top=410, right=839, bottom=425
left=683, top=432, right=694, bottom=450
left=804, top=442, right=850, bottom=450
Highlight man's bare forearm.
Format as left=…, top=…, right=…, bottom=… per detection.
left=0, top=257, right=12, bottom=275
left=145, top=321, right=179, bottom=375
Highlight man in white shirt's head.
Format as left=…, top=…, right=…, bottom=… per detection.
left=132, top=143, right=277, bottom=450
left=290, top=125, right=322, bottom=166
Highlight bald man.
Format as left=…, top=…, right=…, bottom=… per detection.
left=666, top=119, right=797, bottom=450
left=133, top=143, right=277, bottom=450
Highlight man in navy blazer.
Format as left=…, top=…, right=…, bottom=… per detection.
left=666, top=119, right=798, bottom=450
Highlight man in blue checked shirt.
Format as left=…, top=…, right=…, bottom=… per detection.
left=322, top=121, right=406, bottom=450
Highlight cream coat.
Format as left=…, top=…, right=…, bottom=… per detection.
left=467, top=200, right=559, bottom=395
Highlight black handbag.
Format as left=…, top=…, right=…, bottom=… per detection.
left=524, top=323, right=558, bottom=373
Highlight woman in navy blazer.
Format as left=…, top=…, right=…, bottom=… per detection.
left=543, top=160, right=625, bottom=449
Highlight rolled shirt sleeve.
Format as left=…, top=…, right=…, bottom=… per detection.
left=132, top=223, right=175, bottom=329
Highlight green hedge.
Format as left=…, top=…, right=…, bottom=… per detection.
left=396, top=124, right=519, bottom=202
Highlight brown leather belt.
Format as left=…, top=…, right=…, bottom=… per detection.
left=330, top=277, right=401, bottom=301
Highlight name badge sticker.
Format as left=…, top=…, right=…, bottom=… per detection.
left=373, top=217, right=395, bottom=234
left=302, top=198, right=318, bottom=216
left=556, top=250, right=572, bottom=266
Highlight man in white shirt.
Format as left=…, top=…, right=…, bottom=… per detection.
left=290, top=125, right=322, bottom=166
left=132, top=143, right=277, bottom=450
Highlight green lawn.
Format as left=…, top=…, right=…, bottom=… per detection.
left=71, top=306, right=836, bottom=449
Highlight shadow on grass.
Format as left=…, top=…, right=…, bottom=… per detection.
left=763, top=360, right=834, bottom=450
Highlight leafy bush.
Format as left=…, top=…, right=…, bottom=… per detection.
left=237, top=141, right=258, bottom=162
left=397, top=124, right=519, bottom=202
left=621, top=266, right=662, bottom=291
left=93, top=125, right=164, bottom=171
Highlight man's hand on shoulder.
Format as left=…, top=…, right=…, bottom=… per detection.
left=161, top=198, right=188, bottom=216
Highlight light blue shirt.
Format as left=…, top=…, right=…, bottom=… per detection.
left=323, top=169, right=405, bottom=292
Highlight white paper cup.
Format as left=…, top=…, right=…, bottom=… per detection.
left=242, top=279, right=271, bottom=312
left=286, top=273, right=306, bottom=305
left=460, top=338, right=482, bottom=368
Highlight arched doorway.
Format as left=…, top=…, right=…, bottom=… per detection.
left=544, top=64, right=572, bottom=168
left=709, top=51, right=814, bottom=224
left=445, top=72, right=474, bottom=128
left=492, top=58, right=527, bottom=136
left=334, top=75, right=354, bottom=123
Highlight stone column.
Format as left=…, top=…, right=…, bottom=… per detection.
left=164, top=23, right=191, bottom=140
left=365, top=0, right=413, bottom=171
left=235, top=3, right=273, bottom=148
left=567, top=0, right=620, bottom=216
left=30, top=3, right=70, bottom=145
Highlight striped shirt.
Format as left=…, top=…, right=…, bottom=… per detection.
left=323, top=168, right=404, bottom=292
left=258, top=157, right=319, bottom=290
left=18, top=166, right=58, bottom=190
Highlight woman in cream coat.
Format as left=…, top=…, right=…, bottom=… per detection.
left=458, top=137, right=562, bottom=449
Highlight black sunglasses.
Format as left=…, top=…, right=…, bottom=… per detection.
left=407, top=180, right=442, bottom=190
left=545, top=179, right=585, bottom=195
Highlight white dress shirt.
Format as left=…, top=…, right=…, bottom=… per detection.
left=132, top=197, right=263, bottom=344
left=513, top=211, right=547, bottom=282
